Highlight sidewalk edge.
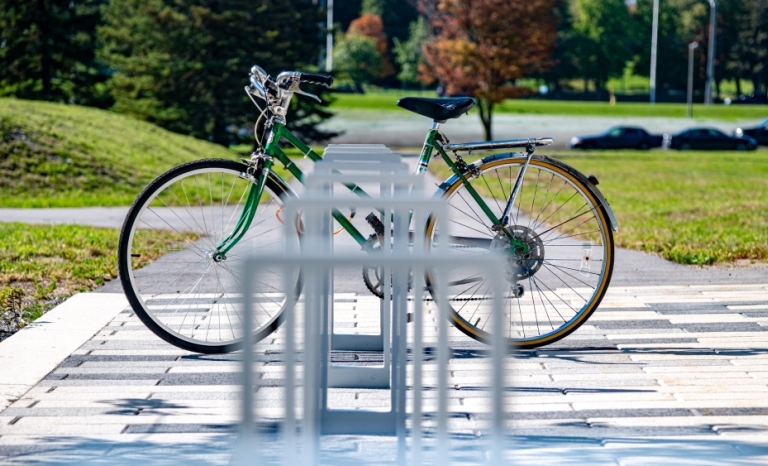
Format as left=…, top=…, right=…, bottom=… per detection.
left=0, top=292, right=128, bottom=412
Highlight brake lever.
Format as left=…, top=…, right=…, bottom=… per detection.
left=286, top=79, right=321, bottom=102
left=248, top=76, right=267, bottom=100
left=294, top=88, right=321, bottom=103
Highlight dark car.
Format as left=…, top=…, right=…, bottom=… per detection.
left=569, top=126, right=663, bottom=150
left=730, top=92, right=768, bottom=105
left=664, top=127, right=758, bottom=151
left=734, top=118, right=768, bottom=146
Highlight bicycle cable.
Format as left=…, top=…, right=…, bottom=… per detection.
left=245, top=87, right=268, bottom=147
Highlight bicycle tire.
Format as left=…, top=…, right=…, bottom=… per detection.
left=424, top=154, right=615, bottom=349
left=118, top=158, right=297, bottom=354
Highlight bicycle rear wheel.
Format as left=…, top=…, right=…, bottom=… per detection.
left=118, top=159, right=297, bottom=354
left=426, top=154, right=614, bottom=349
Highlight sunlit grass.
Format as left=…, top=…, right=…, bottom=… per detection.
left=430, top=149, right=768, bottom=265
left=0, top=98, right=247, bottom=207
left=0, top=222, right=196, bottom=326
left=331, top=91, right=768, bottom=121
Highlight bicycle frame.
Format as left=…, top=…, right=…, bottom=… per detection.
left=213, top=120, right=525, bottom=257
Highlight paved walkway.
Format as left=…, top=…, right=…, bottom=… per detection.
left=2, top=284, right=768, bottom=463
left=3, top=147, right=768, bottom=463
left=2, top=156, right=767, bottom=290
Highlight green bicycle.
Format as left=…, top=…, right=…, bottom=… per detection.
left=118, top=66, right=618, bottom=354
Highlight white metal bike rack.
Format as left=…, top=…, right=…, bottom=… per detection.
left=316, top=145, right=409, bottom=379
left=237, top=145, right=510, bottom=465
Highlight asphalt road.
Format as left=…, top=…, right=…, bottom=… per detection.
left=321, top=110, right=760, bottom=149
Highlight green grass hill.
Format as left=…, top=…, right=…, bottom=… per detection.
left=0, top=98, right=239, bottom=208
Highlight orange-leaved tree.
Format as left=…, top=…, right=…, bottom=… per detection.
left=419, top=0, right=558, bottom=140
left=348, top=13, right=394, bottom=77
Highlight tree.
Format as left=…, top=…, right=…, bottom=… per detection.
left=0, top=0, right=108, bottom=106
left=393, top=17, right=429, bottom=86
left=347, top=13, right=394, bottom=77
left=98, top=0, right=335, bottom=146
left=332, top=34, right=385, bottom=87
left=359, top=0, right=418, bottom=84
left=537, top=0, right=581, bottom=92
left=360, top=0, right=418, bottom=46
left=728, top=0, right=768, bottom=94
left=571, top=0, right=635, bottom=93
left=419, top=0, right=558, bottom=140
left=361, top=0, right=383, bottom=16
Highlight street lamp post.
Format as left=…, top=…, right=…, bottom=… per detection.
left=325, top=0, right=334, bottom=72
left=650, top=0, right=660, bottom=103
left=704, top=0, right=716, bottom=105
left=687, top=42, right=699, bottom=118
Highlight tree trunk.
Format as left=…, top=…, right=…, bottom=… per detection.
left=736, top=78, right=742, bottom=96
left=477, top=99, right=493, bottom=141
left=715, top=76, right=721, bottom=100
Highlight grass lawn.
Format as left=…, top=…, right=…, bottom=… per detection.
left=430, top=149, right=768, bottom=265
left=0, top=98, right=295, bottom=208
left=0, top=223, right=194, bottom=338
left=331, top=91, right=768, bottom=121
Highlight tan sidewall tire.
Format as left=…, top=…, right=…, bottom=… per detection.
left=424, top=156, right=615, bottom=349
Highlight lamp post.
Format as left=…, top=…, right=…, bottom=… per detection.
left=650, top=0, right=660, bottom=103
left=687, top=42, right=699, bottom=118
left=704, top=0, right=716, bottom=105
left=325, top=0, right=334, bottom=72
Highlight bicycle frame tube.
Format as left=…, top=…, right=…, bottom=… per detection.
left=216, top=122, right=371, bottom=254
left=215, top=119, right=521, bottom=256
left=424, top=127, right=528, bottom=248
left=430, top=136, right=502, bottom=227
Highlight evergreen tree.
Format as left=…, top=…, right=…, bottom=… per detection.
left=98, top=0, right=335, bottom=146
left=0, top=0, right=108, bottom=106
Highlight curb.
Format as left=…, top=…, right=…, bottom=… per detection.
left=0, top=293, right=128, bottom=412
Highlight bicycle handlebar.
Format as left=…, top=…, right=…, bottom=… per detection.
left=298, top=72, right=333, bottom=88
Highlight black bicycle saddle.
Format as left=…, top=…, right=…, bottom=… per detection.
left=396, top=97, right=475, bottom=121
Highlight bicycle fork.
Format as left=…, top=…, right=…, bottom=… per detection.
left=212, top=153, right=275, bottom=259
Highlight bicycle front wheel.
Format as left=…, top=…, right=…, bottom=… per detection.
left=426, top=154, right=615, bottom=349
left=118, top=159, right=297, bottom=354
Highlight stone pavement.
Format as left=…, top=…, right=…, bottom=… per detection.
left=2, top=284, right=768, bottom=464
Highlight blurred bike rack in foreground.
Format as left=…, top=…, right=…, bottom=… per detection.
left=235, top=146, right=511, bottom=465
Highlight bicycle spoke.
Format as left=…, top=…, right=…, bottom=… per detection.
left=426, top=158, right=612, bottom=346
left=123, top=163, right=294, bottom=350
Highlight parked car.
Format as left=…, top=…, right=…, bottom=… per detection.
left=569, top=126, right=663, bottom=150
left=734, top=118, right=768, bottom=146
left=730, top=92, right=768, bottom=105
left=664, top=127, right=758, bottom=151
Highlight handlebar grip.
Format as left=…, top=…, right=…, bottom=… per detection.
left=299, top=72, right=333, bottom=88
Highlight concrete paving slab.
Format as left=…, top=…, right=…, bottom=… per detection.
left=0, top=293, right=128, bottom=411
left=2, top=284, right=768, bottom=463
